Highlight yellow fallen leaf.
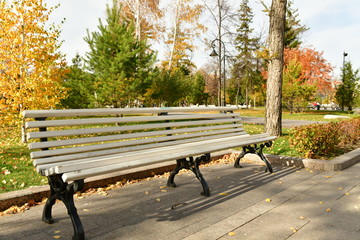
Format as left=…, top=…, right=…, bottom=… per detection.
left=290, top=227, right=297, bottom=233
left=156, top=198, right=161, bottom=202
left=319, top=201, right=324, bottom=204
left=160, top=186, right=167, bottom=189
left=83, top=209, right=90, bottom=212
left=228, top=232, right=236, bottom=236
left=54, top=230, right=61, bottom=234
left=161, top=189, right=167, bottom=193
left=309, top=170, right=313, bottom=173
left=325, top=176, right=332, bottom=178
left=326, top=208, right=332, bottom=212
left=338, top=187, right=343, bottom=190
left=299, top=216, right=305, bottom=220
left=144, top=191, right=149, bottom=194
left=265, top=198, right=271, bottom=202
left=219, top=193, right=229, bottom=196
left=53, top=236, right=62, bottom=239
left=345, top=192, right=350, bottom=196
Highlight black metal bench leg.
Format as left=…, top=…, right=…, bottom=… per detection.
left=234, top=142, right=273, bottom=173
left=167, top=159, right=186, bottom=187
left=167, top=154, right=211, bottom=196
left=43, top=175, right=85, bottom=240
left=191, top=155, right=210, bottom=196
left=42, top=180, right=57, bottom=224
left=234, top=146, right=247, bottom=168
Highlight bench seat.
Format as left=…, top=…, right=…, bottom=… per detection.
left=22, top=106, right=276, bottom=240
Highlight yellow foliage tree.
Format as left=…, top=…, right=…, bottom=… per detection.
left=163, top=0, right=206, bottom=72
left=0, top=0, right=67, bottom=124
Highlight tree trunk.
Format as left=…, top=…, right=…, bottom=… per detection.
left=265, top=0, right=286, bottom=136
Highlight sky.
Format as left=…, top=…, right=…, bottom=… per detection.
left=48, top=0, right=360, bottom=78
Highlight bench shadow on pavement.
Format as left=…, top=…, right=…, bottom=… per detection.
left=1, top=164, right=300, bottom=239
left=82, top=163, right=301, bottom=237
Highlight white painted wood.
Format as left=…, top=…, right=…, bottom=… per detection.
left=61, top=134, right=276, bottom=181
left=37, top=133, right=272, bottom=174
left=29, top=123, right=244, bottom=150
left=27, top=118, right=242, bottom=139
left=31, top=129, right=246, bottom=159
left=34, top=132, right=247, bottom=168
left=25, top=113, right=239, bottom=129
left=22, top=106, right=238, bottom=118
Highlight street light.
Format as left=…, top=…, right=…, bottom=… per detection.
left=209, top=39, right=226, bottom=106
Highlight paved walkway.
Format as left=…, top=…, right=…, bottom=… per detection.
left=1, top=160, right=359, bottom=240
left=240, top=116, right=325, bottom=128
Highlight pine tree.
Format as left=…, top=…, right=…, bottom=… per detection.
left=284, top=0, right=308, bottom=49
left=231, top=0, right=259, bottom=106
left=84, top=1, right=155, bottom=108
left=336, top=61, right=359, bottom=111
left=61, top=54, right=93, bottom=109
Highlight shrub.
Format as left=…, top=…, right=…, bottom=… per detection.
left=290, top=117, right=359, bottom=159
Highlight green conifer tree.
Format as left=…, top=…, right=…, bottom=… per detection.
left=231, top=0, right=260, bottom=106
left=336, top=61, right=359, bottom=111
left=84, top=1, right=156, bottom=107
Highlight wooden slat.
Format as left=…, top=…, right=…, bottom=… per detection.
left=27, top=118, right=242, bottom=139
left=25, top=113, right=239, bottom=129
left=60, top=134, right=276, bottom=181
left=31, top=128, right=246, bottom=159
left=34, top=132, right=247, bottom=169
left=44, top=134, right=271, bottom=176
left=22, top=106, right=238, bottom=118
left=29, top=123, right=244, bottom=150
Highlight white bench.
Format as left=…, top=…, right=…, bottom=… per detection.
left=22, top=106, right=276, bottom=240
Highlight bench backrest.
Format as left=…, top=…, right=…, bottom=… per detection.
left=22, top=107, right=245, bottom=176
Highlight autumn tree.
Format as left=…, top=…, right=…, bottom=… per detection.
left=0, top=0, right=67, bottom=123
left=265, top=0, right=286, bottom=136
left=336, top=61, right=359, bottom=111
left=284, top=48, right=333, bottom=97
left=203, top=0, right=236, bottom=105
left=84, top=1, right=156, bottom=108
left=282, top=60, right=316, bottom=113
left=163, top=0, right=206, bottom=72
left=118, top=0, right=163, bottom=41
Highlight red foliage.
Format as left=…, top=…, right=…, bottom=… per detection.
left=283, top=48, right=334, bottom=94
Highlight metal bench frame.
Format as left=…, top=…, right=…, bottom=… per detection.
left=22, top=107, right=276, bottom=240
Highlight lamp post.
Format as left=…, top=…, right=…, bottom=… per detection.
left=210, top=39, right=226, bottom=106
left=342, top=52, right=348, bottom=81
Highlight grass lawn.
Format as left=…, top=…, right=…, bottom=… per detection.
left=0, top=109, right=357, bottom=194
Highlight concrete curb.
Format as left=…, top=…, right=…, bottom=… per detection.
left=1, top=148, right=359, bottom=212
left=241, top=148, right=360, bottom=171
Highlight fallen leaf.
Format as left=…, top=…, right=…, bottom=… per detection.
left=326, top=208, right=332, bottom=212
left=156, top=198, right=161, bottom=202
left=219, top=193, right=229, bottom=196
left=83, top=209, right=90, bottom=212
left=299, top=216, right=305, bottom=220
left=319, top=201, right=324, bottom=204
left=337, top=187, right=343, bottom=190
left=53, top=236, right=62, bottom=239
left=161, top=189, right=167, bottom=193
left=345, top=192, right=350, bottom=196
left=160, top=186, right=166, bottom=189
left=290, top=227, right=297, bottom=232
left=144, top=191, right=149, bottom=194
left=309, top=170, right=313, bottom=173
left=54, top=230, right=61, bottom=234
left=265, top=198, right=272, bottom=202
left=228, top=232, right=236, bottom=236
left=325, top=176, right=332, bottom=178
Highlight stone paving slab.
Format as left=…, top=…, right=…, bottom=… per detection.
left=1, top=161, right=360, bottom=240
